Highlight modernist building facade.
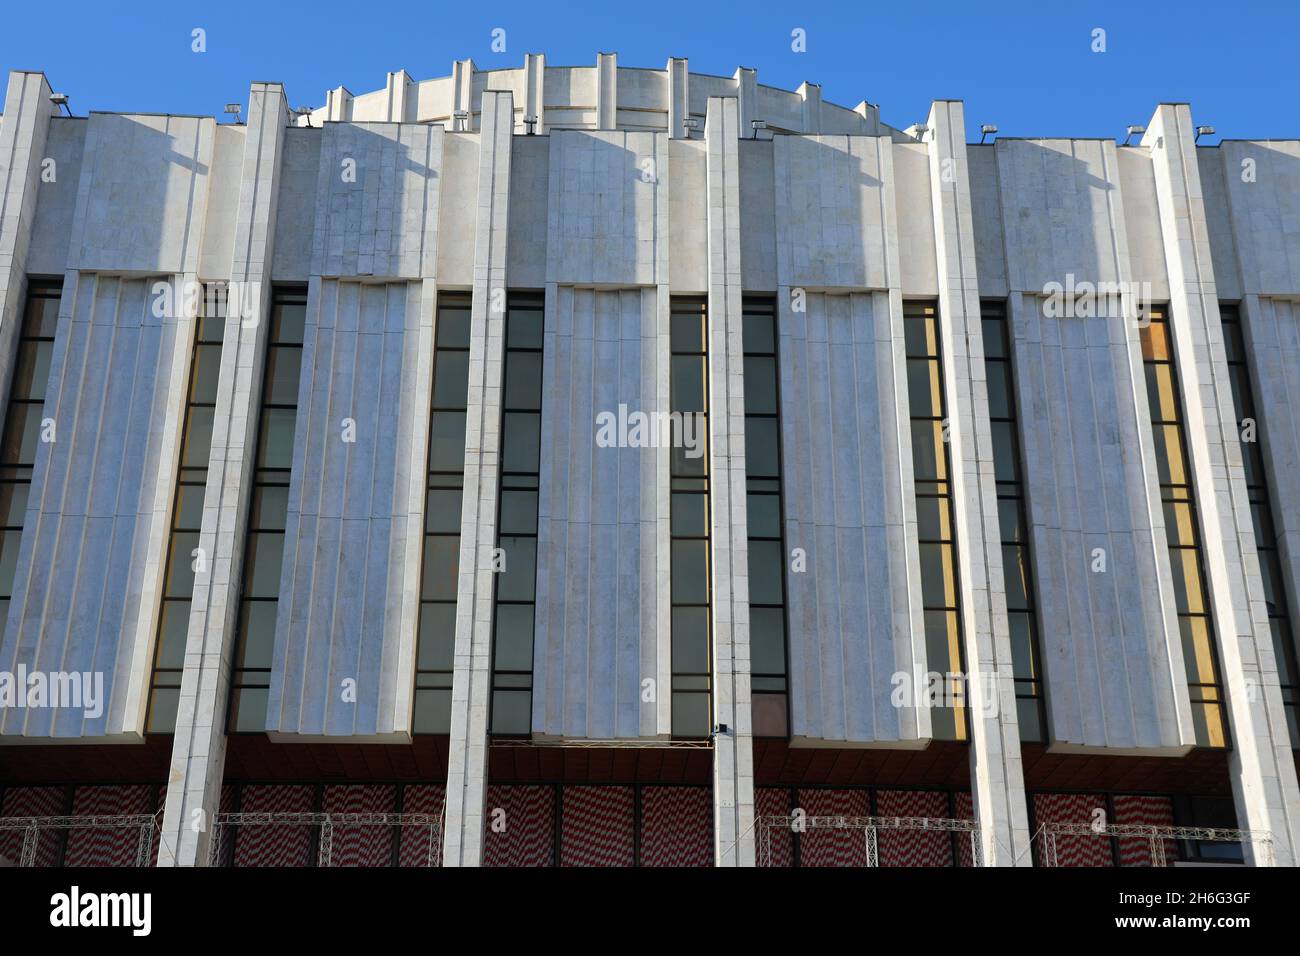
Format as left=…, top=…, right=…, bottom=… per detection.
left=0, top=54, right=1299, bottom=867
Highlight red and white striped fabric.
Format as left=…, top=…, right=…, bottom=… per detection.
left=321, top=785, right=395, bottom=867
left=955, top=791, right=976, bottom=867
left=755, top=788, right=794, bottom=868
left=1032, top=792, right=1113, bottom=867
left=876, top=790, right=953, bottom=867
left=560, top=786, right=634, bottom=867
left=1114, top=794, right=1178, bottom=867
left=0, top=785, right=65, bottom=866
left=796, top=789, right=870, bottom=867
left=64, top=785, right=155, bottom=867
left=397, top=784, right=444, bottom=867
left=640, top=786, right=712, bottom=867
left=483, top=785, right=554, bottom=867
left=232, top=785, right=315, bottom=867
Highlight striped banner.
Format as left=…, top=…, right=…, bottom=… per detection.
left=756, top=788, right=794, bottom=868
left=232, top=785, right=315, bottom=867
left=1114, top=794, right=1178, bottom=866
left=1033, top=792, right=1113, bottom=867
left=876, top=790, right=953, bottom=867
left=796, top=789, right=870, bottom=867
left=484, top=785, right=555, bottom=867
left=64, top=785, right=155, bottom=867
left=322, top=785, right=396, bottom=867
left=640, top=786, right=712, bottom=867
left=397, top=785, right=445, bottom=867
left=560, top=786, right=634, bottom=867
left=0, top=786, right=65, bottom=866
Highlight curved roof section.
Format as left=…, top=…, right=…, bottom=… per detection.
left=305, top=54, right=909, bottom=139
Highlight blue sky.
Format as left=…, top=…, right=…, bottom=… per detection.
left=1, top=0, right=1296, bottom=142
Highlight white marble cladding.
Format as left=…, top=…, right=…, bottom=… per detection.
left=779, top=291, right=929, bottom=745
left=6, top=59, right=1300, bottom=864
left=67, top=114, right=214, bottom=275
left=773, top=134, right=897, bottom=290
left=532, top=286, right=669, bottom=739
left=310, top=122, right=444, bottom=279
left=1009, top=295, right=1192, bottom=750
left=266, top=279, right=429, bottom=738
left=545, top=130, right=667, bottom=286
left=0, top=274, right=190, bottom=738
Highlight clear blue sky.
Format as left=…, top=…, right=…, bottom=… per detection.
left=2, top=0, right=1297, bottom=142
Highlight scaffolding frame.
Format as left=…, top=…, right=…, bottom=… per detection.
left=756, top=814, right=981, bottom=868
left=1035, top=821, right=1270, bottom=867
left=0, top=813, right=158, bottom=867
left=208, top=811, right=444, bottom=867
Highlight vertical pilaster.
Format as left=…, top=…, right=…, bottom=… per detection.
left=385, top=70, right=412, bottom=123
left=0, top=71, right=56, bottom=418
left=157, top=82, right=289, bottom=866
left=523, top=53, right=546, bottom=134
left=667, top=58, right=689, bottom=139
left=925, top=100, right=1032, bottom=865
left=325, top=86, right=352, bottom=122
left=452, top=59, right=475, bottom=130
left=596, top=53, right=617, bottom=130
left=1144, top=105, right=1300, bottom=866
left=733, top=68, right=756, bottom=139
left=443, top=90, right=513, bottom=867
left=797, top=82, right=821, bottom=135
left=705, top=95, right=756, bottom=867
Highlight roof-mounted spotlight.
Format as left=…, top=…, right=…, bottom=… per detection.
left=453, top=109, right=469, bottom=131
left=682, top=117, right=701, bottom=137
left=49, top=92, right=72, bottom=116
left=750, top=119, right=768, bottom=139
left=1195, top=125, right=1216, bottom=143
left=224, top=103, right=243, bottom=125
left=979, top=123, right=998, bottom=144
left=907, top=124, right=930, bottom=141
left=293, top=106, right=315, bottom=127
left=523, top=114, right=538, bottom=135
left=1122, top=124, right=1146, bottom=146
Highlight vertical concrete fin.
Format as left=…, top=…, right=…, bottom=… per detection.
left=386, top=70, right=413, bottom=123
left=1144, top=104, right=1300, bottom=866
left=157, top=81, right=289, bottom=866
left=667, top=58, right=690, bottom=139
left=0, top=71, right=56, bottom=443
left=925, top=99, right=1032, bottom=865
left=596, top=53, right=617, bottom=130
left=797, top=81, right=822, bottom=135
left=705, top=95, right=756, bottom=867
left=733, top=68, right=756, bottom=139
left=523, top=53, right=546, bottom=134
left=443, top=89, right=513, bottom=867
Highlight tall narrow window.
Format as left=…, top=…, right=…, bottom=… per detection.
left=981, top=301, right=1046, bottom=742
left=1219, top=303, right=1299, bottom=746
left=903, top=301, right=967, bottom=741
left=489, top=293, right=544, bottom=736
left=743, top=297, right=789, bottom=738
left=0, top=280, right=59, bottom=637
left=146, top=288, right=226, bottom=732
left=228, top=288, right=306, bottom=733
left=1140, top=308, right=1227, bottom=747
left=414, top=293, right=472, bottom=734
left=669, top=297, right=711, bottom=738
